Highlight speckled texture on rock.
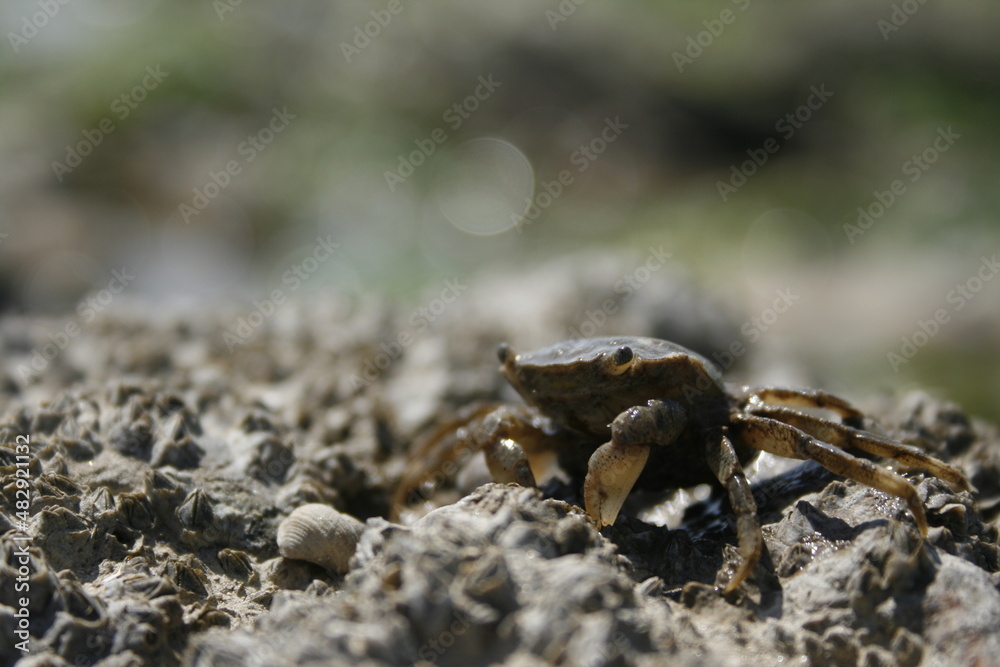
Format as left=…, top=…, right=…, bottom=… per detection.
left=0, top=255, right=998, bottom=666
left=190, top=486, right=671, bottom=666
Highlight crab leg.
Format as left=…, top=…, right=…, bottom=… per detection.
left=466, top=405, right=583, bottom=487
left=584, top=399, right=687, bottom=528
left=743, top=386, right=864, bottom=424
left=392, top=402, right=501, bottom=516
left=392, top=403, right=555, bottom=518
left=706, top=434, right=761, bottom=594
left=730, top=414, right=929, bottom=536
left=750, top=405, right=973, bottom=492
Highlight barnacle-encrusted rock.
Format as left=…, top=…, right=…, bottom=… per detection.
left=245, top=434, right=295, bottom=484
left=116, top=492, right=155, bottom=531
left=108, top=414, right=154, bottom=460
left=164, top=555, right=211, bottom=598
left=29, top=410, right=63, bottom=434
left=176, top=489, right=215, bottom=531
left=192, top=485, right=667, bottom=666
left=0, top=260, right=998, bottom=665
left=217, top=548, right=256, bottom=581
left=277, top=503, right=366, bottom=574
left=151, top=435, right=205, bottom=469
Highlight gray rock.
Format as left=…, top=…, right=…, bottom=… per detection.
left=0, top=257, right=996, bottom=666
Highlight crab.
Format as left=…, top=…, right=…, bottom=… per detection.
left=393, top=337, right=973, bottom=593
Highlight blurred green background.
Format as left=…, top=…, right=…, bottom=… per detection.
left=1, top=0, right=998, bottom=420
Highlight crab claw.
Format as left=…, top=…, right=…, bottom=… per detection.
left=485, top=439, right=537, bottom=487
left=583, top=441, right=649, bottom=528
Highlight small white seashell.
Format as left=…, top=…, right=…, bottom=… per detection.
left=277, top=503, right=365, bottom=573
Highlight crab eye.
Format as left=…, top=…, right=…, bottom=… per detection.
left=606, top=345, right=633, bottom=374
left=612, top=346, right=633, bottom=365
left=497, top=343, right=512, bottom=364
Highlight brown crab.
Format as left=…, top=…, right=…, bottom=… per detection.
left=393, top=337, right=972, bottom=593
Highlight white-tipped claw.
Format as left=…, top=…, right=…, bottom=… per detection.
left=583, top=441, right=650, bottom=528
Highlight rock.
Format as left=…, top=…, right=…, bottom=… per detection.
left=0, top=258, right=996, bottom=665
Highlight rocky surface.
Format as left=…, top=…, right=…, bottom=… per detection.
left=0, top=255, right=998, bottom=666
